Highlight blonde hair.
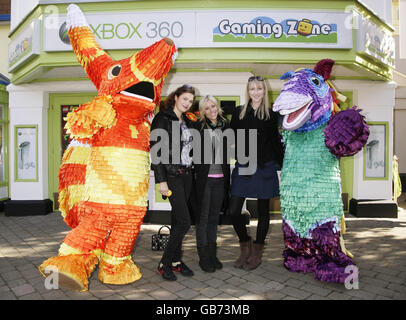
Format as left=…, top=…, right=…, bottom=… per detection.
left=198, top=95, right=225, bottom=128
left=240, top=78, right=270, bottom=120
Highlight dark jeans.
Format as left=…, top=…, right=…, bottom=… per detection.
left=161, top=172, right=193, bottom=266
left=196, top=177, right=224, bottom=247
left=229, top=195, right=270, bottom=244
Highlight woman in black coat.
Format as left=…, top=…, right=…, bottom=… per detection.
left=193, top=95, right=230, bottom=273
left=230, top=76, right=284, bottom=271
left=150, top=84, right=197, bottom=281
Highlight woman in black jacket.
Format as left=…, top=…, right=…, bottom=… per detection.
left=194, top=95, right=230, bottom=273
left=150, top=84, right=197, bottom=281
left=230, top=76, right=284, bottom=271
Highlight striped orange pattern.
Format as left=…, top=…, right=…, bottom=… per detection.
left=40, top=4, right=176, bottom=289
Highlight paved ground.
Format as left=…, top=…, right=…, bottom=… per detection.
left=1, top=195, right=406, bottom=301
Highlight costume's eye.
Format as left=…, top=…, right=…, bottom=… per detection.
left=311, top=76, right=321, bottom=86
left=108, top=64, right=122, bottom=80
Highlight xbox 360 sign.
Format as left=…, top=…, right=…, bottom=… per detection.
left=44, top=11, right=195, bottom=51
left=43, top=9, right=353, bottom=51
left=59, top=21, right=70, bottom=44
left=59, top=20, right=143, bottom=43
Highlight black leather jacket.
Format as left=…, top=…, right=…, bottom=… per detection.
left=150, top=107, right=196, bottom=183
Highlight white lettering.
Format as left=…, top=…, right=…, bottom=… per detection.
left=156, top=304, right=190, bottom=317
left=321, top=24, right=332, bottom=35
left=43, top=265, right=59, bottom=290
left=287, top=20, right=298, bottom=35
left=242, top=23, right=256, bottom=34
left=312, top=24, right=321, bottom=35
left=262, top=23, right=272, bottom=34
left=231, top=23, right=241, bottom=34
left=344, top=265, right=359, bottom=290
left=272, top=23, right=283, bottom=38
left=44, top=5, right=59, bottom=30
left=219, top=19, right=231, bottom=34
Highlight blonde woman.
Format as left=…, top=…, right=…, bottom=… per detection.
left=229, top=76, right=284, bottom=270
left=194, top=95, right=230, bottom=272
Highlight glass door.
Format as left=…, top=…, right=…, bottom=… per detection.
left=48, top=93, right=96, bottom=209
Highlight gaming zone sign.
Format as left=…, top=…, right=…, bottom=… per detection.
left=203, top=10, right=352, bottom=48
left=216, top=18, right=336, bottom=43
left=43, top=10, right=352, bottom=51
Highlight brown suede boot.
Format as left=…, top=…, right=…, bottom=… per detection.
left=234, top=240, right=252, bottom=269
left=243, top=242, right=264, bottom=270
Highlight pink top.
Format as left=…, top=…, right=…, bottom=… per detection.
left=208, top=174, right=224, bottom=178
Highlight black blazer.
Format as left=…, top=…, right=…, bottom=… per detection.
left=230, top=103, right=284, bottom=169
left=150, top=107, right=196, bottom=183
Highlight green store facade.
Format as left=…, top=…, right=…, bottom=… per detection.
left=5, top=0, right=398, bottom=218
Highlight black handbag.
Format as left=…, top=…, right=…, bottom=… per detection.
left=151, top=225, right=171, bottom=251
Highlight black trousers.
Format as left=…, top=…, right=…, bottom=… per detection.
left=195, top=177, right=224, bottom=247
left=229, top=195, right=270, bottom=244
left=161, top=172, right=193, bottom=265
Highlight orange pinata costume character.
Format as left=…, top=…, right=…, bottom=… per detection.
left=39, top=4, right=176, bottom=291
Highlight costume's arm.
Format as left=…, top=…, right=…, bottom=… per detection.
left=65, top=95, right=116, bottom=139
left=323, top=106, right=369, bottom=158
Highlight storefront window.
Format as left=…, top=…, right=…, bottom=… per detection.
left=61, top=105, right=79, bottom=157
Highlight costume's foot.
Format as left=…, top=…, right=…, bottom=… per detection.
left=314, top=262, right=355, bottom=283
left=38, top=253, right=98, bottom=292
left=98, top=258, right=142, bottom=285
left=310, top=221, right=356, bottom=283
left=282, top=249, right=317, bottom=274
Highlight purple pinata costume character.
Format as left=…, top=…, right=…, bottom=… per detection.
left=273, top=59, right=369, bottom=283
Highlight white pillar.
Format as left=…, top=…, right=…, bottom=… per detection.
left=7, top=85, right=49, bottom=200
left=351, top=81, right=396, bottom=200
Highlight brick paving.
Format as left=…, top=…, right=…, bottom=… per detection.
left=1, top=195, right=406, bottom=301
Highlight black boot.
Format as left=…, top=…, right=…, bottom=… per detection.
left=197, top=246, right=215, bottom=273
left=208, top=243, right=223, bottom=270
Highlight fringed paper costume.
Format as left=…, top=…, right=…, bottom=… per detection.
left=273, top=59, right=369, bottom=283
left=39, top=4, right=176, bottom=291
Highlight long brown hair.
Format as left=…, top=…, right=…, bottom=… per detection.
left=163, top=84, right=196, bottom=110
left=240, top=77, right=270, bottom=120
